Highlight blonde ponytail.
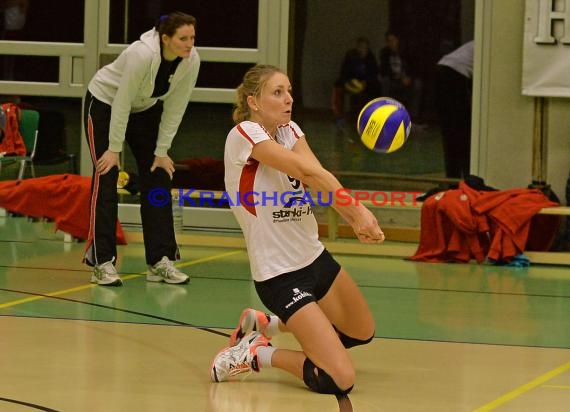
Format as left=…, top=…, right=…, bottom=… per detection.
left=232, top=64, right=283, bottom=124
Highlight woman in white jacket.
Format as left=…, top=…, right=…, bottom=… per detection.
left=83, top=11, right=200, bottom=286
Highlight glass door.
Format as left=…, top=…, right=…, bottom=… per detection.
left=0, top=0, right=290, bottom=177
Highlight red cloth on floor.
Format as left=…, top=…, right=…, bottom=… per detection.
left=0, top=174, right=126, bottom=244
left=470, top=188, right=559, bottom=261
left=410, top=182, right=559, bottom=263
left=410, top=182, right=489, bottom=263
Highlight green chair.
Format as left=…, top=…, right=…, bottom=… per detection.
left=0, top=109, right=40, bottom=180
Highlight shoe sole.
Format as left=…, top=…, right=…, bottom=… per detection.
left=210, top=346, right=228, bottom=382
left=90, top=275, right=123, bottom=286
left=228, top=309, right=255, bottom=347
left=146, top=274, right=190, bottom=284
left=229, top=309, right=272, bottom=347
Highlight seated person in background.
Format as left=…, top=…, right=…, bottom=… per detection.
left=378, top=31, right=423, bottom=121
left=332, top=36, right=382, bottom=135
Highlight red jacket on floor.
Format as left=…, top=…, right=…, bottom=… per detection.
left=410, top=182, right=559, bottom=263
left=471, top=188, right=559, bottom=262
left=0, top=174, right=126, bottom=244
left=410, top=182, right=489, bottom=263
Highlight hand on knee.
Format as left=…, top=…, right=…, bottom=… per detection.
left=302, top=358, right=355, bottom=394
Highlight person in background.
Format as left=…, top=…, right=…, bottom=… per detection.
left=1, top=0, right=28, bottom=39
left=1, top=0, right=29, bottom=80
left=378, top=30, right=423, bottom=121
left=83, top=11, right=200, bottom=286
left=332, top=36, right=381, bottom=136
left=435, top=40, right=474, bottom=178
left=212, top=64, right=384, bottom=395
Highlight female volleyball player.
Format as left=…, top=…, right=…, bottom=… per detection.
left=211, top=64, right=384, bottom=394
left=83, top=12, right=200, bottom=286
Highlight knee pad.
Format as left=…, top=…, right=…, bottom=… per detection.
left=337, top=331, right=374, bottom=349
left=302, top=358, right=353, bottom=395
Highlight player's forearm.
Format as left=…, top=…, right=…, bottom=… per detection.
left=301, top=168, right=364, bottom=226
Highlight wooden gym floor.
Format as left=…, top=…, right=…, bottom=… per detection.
left=1, top=215, right=569, bottom=411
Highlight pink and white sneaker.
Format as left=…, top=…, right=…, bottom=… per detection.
left=211, top=331, right=271, bottom=382
left=228, top=308, right=272, bottom=346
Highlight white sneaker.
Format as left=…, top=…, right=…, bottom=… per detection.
left=211, top=331, right=271, bottom=382
left=91, top=261, right=122, bottom=286
left=147, top=256, right=189, bottom=284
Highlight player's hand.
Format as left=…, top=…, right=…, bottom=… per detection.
left=356, top=229, right=385, bottom=244
left=96, top=150, right=120, bottom=175
left=150, top=155, right=175, bottom=180
left=353, top=207, right=385, bottom=244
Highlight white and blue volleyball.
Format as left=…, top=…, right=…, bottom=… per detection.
left=357, top=97, right=411, bottom=153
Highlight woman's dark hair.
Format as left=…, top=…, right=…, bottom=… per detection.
left=154, top=11, right=197, bottom=38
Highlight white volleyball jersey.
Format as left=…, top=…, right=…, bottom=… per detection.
left=224, top=120, right=324, bottom=281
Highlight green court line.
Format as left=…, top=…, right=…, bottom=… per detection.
left=0, top=250, right=243, bottom=310
left=473, top=361, right=570, bottom=411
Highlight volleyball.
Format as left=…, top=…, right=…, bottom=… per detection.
left=344, top=78, right=365, bottom=94
left=357, top=97, right=411, bottom=153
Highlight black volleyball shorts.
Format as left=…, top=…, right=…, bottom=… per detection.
left=254, top=249, right=341, bottom=323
